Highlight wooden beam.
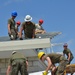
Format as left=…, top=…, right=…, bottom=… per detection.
left=0, top=38, right=50, bottom=51
left=66, top=64, right=75, bottom=73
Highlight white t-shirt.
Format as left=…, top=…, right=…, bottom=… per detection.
left=35, top=24, right=44, bottom=30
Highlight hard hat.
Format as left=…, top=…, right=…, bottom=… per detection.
left=39, top=19, right=43, bottom=24
left=12, top=51, right=16, bottom=54
left=63, top=43, right=68, bottom=47
left=38, top=52, right=45, bottom=59
left=16, top=21, right=21, bottom=25
left=24, top=15, right=32, bottom=22
left=11, top=11, right=17, bottom=17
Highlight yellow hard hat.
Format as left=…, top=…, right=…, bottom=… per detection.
left=38, top=52, right=45, bottom=59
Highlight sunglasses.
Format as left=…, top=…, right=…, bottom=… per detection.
left=63, top=46, right=67, bottom=47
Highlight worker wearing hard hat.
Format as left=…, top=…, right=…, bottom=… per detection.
left=8, top=11, right=18, bottom=40
left=15, top=21, right=21, bottom=38
left=19, top=15, right=36, bottom=40
left=35, top=19, right=46, bottom=34
left=38, top=52, right=68, bottom=75
left=63, top=43, right=74, bottom=64
left=6, top=51, right=28, bottom=75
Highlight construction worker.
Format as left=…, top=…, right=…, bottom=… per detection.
left=35, top=19, right=46, bottom=34
left=63, top=43, right=74, bottom=64
left=6, top=51, right=28, bottom=75
left=8, top=11, right=18, bottom=40
left=38, top=52, right=68, bottom=75
left=19, top=15, right=36, bottom=40
left=15, top=21, right=21, bottom=37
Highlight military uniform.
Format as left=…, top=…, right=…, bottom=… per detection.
left=8, top=18, right=17, bottom=40
left=21, top=22, right=36, bottom=39
left=9, top=52, right=28, bottom=75
left=45, top=53, right=68, bottom=75
left=63, top=48, right=74, bottom=64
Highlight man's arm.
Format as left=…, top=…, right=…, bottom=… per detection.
left=51, top=65, right=57, bottom=75
left=32, top=29, right=35, bottom=38
left=6, top=65, right=11, bottom=75
left=43, top=57, right=52, bottom=75
left=19, top=26, right=23, bottom=39
left=68, top=53, right=71, bottom=61
left=26, top=60, right=28, bottom=69
left=45, top=57, right=52, bottom=72
left=8, top=24, right=11, bottom=34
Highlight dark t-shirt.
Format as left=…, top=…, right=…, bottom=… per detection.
left=21, top=22, right=36, bottom=38
left=8, top=18, right=16, bottom=29
left=63, top=48, right=74, bottom=60
left=45, top=53, right=66, bottom=64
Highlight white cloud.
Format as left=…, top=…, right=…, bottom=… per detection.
left=67, top=39, right=73, bottom=46
left=4, top=0, right=12, bottom=6
left=2, top=0, right=24, bottom=6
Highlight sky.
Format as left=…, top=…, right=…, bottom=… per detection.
left=0, top=0, right=75, bottom=64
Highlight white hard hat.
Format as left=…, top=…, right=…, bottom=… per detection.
left=12, top=51, right=16, bottom=54
left=24, top=15, right=32, bottom=22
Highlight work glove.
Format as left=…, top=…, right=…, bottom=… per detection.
left=8, top=33, right=11, bottom=37
left=42, top=71, right=48, bottom=75
left=20, top=38, right=23, bottom=40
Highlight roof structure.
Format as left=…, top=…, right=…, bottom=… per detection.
left=0, top=38, right=50, bottom=72
left=0, top=32, right=62, bottom=73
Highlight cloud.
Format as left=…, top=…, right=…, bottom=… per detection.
left=1, top=0, right=24, bottom=7
left=51, top=33, right=65, bottom=43
left=66, top=39, right=74, bottom=47
left=4, top=0, right=12, bottom=6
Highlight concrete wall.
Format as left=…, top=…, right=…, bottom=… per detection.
left=0, top=59, right=8, bottom=75
left=0, top=57, right=46, bottom=75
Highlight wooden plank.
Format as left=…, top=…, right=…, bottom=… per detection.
left=66, top=64, right=75, bottom=73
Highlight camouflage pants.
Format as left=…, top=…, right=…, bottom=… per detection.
left=56, top=56, right=68, bottom=75
left=35, top=30, right=45, bottom=34
left=8, top=29, right=18, bottom=40
left=9, top=59, right=28, bottom=75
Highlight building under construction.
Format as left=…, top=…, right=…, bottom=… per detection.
left=0, top=32, right=75, bottom=75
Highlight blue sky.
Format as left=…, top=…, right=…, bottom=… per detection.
left=0, top=0, right=75, bottom=63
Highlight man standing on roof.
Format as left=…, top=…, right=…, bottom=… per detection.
left=63, top=43, right=74, bottom=64
left=38, top=52, right=68, bottom=75
left=15, top=21, right=21, bottom=38
left=35, top=19, right=46, bottom=34
left=8, top=11, right=18, bottom=40
left=6, top=51, right=28, bottom=75
left=19, top=15, right=36, bottom=40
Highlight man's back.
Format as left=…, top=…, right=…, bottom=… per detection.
left=46, top=53, right=66, bottom=63
left=11, top=52, right=26, bottom=60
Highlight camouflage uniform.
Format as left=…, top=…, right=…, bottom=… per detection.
left=21, top=22, right=36, bottom=39
left=46, top=53, right=68, bottom=75
left=63, top=48, right=74, bottom=64
left=8, top=18, right=17, bottom=40
left=9, top=52, right=28, bottom=75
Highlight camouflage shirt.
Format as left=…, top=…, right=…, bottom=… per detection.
left=63, top=48, right=74, bottom=60
left=21, top=22, right=36, bottom=38
left=8, top=18, right=16, bottom=29
left=45, top=53, right=66, bottom=64
left=9, top=52, right=26, bottom=65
